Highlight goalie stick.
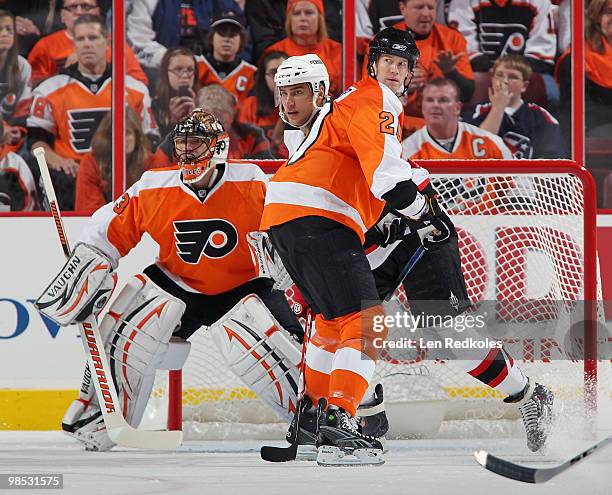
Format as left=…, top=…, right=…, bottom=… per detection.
left=33, top=147, right=182, bottom=451
left=474, top=435, right=612, bottom=483
left=260, top=309, right=313, bottom=462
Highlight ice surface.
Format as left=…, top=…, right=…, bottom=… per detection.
left=1, top=431, right=610, bottom=495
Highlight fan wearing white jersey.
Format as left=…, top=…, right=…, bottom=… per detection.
left=275, top=51, right=555, bottom=454
left=35, top=109, right=304, bottom=451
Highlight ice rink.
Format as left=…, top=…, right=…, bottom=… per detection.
left=1, top=431, right=610, bottom=495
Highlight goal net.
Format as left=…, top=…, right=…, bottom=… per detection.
left=144, top=160, right=608, bottom=439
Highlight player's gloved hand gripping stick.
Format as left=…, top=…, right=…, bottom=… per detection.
left=32, top=147, right=182, bottom=450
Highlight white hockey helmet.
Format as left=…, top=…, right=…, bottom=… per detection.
left=274, top=54, right=330, bottom=126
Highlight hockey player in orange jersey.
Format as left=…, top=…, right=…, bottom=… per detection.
left=35, top=109, right=305, bottom=451
left=261, top=28, right=456, bottom=466
left=271, top=53, right=555, bottom=458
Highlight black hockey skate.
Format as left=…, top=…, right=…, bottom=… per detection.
left=505, top=380, right=554, bottom=452
left=317, top=401, right=385, bottom=466
left=357, top=384, right=389, bottom=439
left=286, top=395, right=318, bottom=460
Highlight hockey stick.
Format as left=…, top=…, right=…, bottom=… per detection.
left=474, top=435, right=612, bottom=483
left=384, top=245, right=425, bottom=301
left=33, top=147, right=182, bottom=450
left=260, top=308, right=314, bottom=462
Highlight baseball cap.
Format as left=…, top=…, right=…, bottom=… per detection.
left=210, top=10, right=245, bottom=30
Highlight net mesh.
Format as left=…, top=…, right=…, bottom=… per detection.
left=148, top=169, right=608, bottom=438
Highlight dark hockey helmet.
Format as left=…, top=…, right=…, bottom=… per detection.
left=367, top=27, right=420, bottom=83
left=171, top=109, right=229, bottom=184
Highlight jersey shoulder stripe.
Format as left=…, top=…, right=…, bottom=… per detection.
left=527, top=103, right=559, bottom=125
left=33, top=74, right=72, bottom=96
left=225, top=162, right=269, bottom=183
left=132, top=168, right=181, bottom=196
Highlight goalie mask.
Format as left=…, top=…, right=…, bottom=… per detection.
left=274, top=54, right=330, bottom=128
left=368, top=27, right=420, bottom=96
left=171, top=109, right=229, bottom=184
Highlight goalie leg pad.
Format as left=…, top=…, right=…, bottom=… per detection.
left=65, top=274, right=186, bottom=451
left=36, top=243, right=115, bottom=326
left=209, top=294, right=301, bottom=422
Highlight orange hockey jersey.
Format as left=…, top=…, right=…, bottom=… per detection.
left=27, top=29, right=148, bottom=86
left=402, top=121, right=513, bottom=159
left=80, top=163, right=268, bottom=295
left=263, top=37, right=343, bottom=96
left=27, top=67, right=158, bottom=163
left=261, top=76, right=422, bottom=242
left=196, top=56, right=257, bottom=102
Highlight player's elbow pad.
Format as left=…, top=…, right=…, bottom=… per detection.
left=382, top=180, right=426, bottom=219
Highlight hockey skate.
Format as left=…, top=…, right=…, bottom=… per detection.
left=317, top=401, right=385, bottom=466
left=62, top=398, right=115, bottom=452
left=286, top=396, right=318, bottom=460
left=505, top=380, right=555, bottom=452
left=357, top=384, right=389, bottom=438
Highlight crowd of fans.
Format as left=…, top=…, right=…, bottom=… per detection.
left=0, top=0, right=610, bottom=212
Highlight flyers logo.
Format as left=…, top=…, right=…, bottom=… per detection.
left=68, top=108, right=108, bottom=152
left=174, top=219, right=238, bottom=263
left=113, top=192, right=130, bottom=214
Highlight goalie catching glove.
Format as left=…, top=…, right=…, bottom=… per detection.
left=247, top=231, right=292, bottom=291
left=35, top=243, right=116, bottom=325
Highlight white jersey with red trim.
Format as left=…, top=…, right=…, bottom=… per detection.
left=79, top=162, right=269, bottom=295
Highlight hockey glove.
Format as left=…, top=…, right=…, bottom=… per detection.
left=247, top=231, right=293, bottom=291
left=374, top=213, right=409, bottom=247
left=405, top=195, right=451, bottom=251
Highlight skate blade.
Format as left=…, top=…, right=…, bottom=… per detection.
left=296, top=444, right=318, bottom=461
left=316, top=446, right=385, bottom=466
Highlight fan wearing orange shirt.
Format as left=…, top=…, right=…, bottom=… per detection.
left=196, top=10, right=257, bottom=102
left=393, top=0, right=474, bottom=116
left=261, top=28, right=453, bottom=466
left=39, top=108, right=304, bottom=452
left=27, top=0, right=147, bottom=86
left=263, top=0, right=342, bottom=96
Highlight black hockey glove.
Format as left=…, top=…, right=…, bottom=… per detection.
left=374, top=214, right=409, bottom=247
left=406, top=194, right=452, bottom=251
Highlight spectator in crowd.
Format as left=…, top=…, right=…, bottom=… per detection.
left=448, top=0, right=559, bottom=107
left=153, top=47, right=200, bottom=139
left=27, top=15, right=158, bottom=210
left=0, top=10, right=32, bottom=155
left=0, top=147, right=37, bottom=210
left=262, top=0, right=342, bottom=96
left=27, top=0, right=147, bottom=86
left=197, top=10, right=256, bottom=102
left=466, top=55, right=564, bottom=159
left=237, top=50, right=288, bottom=158
left=402, top=78, right=512, bottom=159
left=245, top=0, right=342, bottom=61
left=75, top=108, right=151, bottom=213
left=393, top=0, right=474, bottom=115
left=558, top=0, right=612, bottom=141
left=127, top=0, right=246, bottom=73
left=198, top=84, right=274, bottom=159
left=448, top=0, right=556, bottom=75
left=5, top=0, right=62, bottom=57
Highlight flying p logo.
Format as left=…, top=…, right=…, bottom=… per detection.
left=174, top=219, right=238, bottom=263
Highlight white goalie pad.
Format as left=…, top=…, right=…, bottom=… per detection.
left=100, top=274, right=186, bottom=427
left=36, top=243, right=116, bottom=326
left=209, top=294, right=301, bottom=422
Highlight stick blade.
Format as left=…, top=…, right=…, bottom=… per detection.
left=474, top=450, right=537, bottom=483
left=260, top=443, right=298, bottom=462
left=106, top=413, right=183, bottom=450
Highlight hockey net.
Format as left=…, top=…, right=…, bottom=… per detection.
left=144, top=160, right=608, bottom=439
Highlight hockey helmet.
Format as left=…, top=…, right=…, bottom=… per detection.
left=274, top=54, right=329, bottom=126
left=368, top=27, right=420, bottom=93
left=171, top=109, right=229, bottom=184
